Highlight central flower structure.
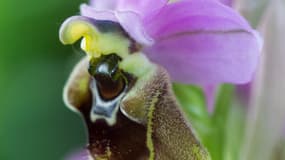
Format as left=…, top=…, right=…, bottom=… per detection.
left=61, top=0, right=261, bottom=85
left=59, top=0, right=261, bottom=159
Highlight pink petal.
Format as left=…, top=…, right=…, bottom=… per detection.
left=144, top=0, right=261, bottom=84
left=89, top=0, right=168, bottom=17
left=217, top=0, right=234, bottom=6
left=116, top=0, right=168, bottom=17
left=203, top=85, right=217, bottom=113
left=80, top=5, right=153, bottom=46
left=80, top=4, right=117, bottom=21
left=89, top=0, right=118, bottom=10
left=115, top=11, right=154, bottom=46
left=145, top=0, right=252, bottom=39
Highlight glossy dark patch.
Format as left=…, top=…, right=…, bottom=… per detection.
left=88, top=54, right=126, bottom=100
left=75, top=54, right=148, bottom=159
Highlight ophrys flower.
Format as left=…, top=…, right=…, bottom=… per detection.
left=59, top=0, right=261, bottom=159
left=61, top=0, right=261, bottom=85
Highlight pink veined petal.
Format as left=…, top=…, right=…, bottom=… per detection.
left=203, top=85, right=217, bottom=113
left=145, top=29, right=260, bottom=84
left=143, top=0, right=261, bottom=85
left=116, top=0, right=168, bottom=17
left=115, top=11, right=154, bottom=46
left=145, top=0, right=252, bottom=39
left=89, top=0, right=118, bottom=10
left=80, top=5, right=153, bottom=46
left=80, top=4, right=117, bottom=21
left=217, top=0, right=234, bottom=6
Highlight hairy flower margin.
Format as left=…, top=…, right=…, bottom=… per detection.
left=59, top=0, right=262, bottom=159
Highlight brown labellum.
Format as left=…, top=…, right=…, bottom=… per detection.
left=64, top=56, right=209, bottom=160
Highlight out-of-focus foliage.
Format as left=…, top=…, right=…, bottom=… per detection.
left=238, top=1, right=285, bottom=160
left=173, top=84, right=246, bottom=160
left=0, top=1, right=88, bottom=159
left=236, top=0, right=270, bottom=27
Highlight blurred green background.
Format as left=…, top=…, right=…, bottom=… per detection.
left=0, top=0, right=89, bottom=159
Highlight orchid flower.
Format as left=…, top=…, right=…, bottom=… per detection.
left=61, top=0, right=261, bottom=85
left=59, top=0, right=261, bottom=159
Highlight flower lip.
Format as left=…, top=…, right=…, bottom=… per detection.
left=90, top=77, right=126, bottom=125
left=88, top=54, right=137, bottom=126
